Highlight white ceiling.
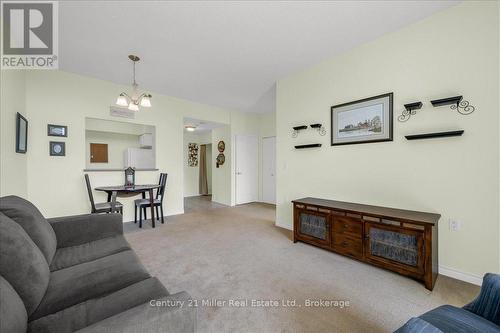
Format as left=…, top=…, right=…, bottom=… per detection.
left=184, top=117, right=224, bottom=133
left=59, top=1, right=458, bottom=113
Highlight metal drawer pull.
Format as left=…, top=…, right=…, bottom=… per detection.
left=344, top=224, right=349, bottom=228
left=342, top=241, right=348, bottom=247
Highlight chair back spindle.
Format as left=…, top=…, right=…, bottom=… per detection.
left=84, top=174, right=96, bottom=213
left=158, top=173, right=168, bottom=203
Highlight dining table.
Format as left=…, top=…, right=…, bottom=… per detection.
left=94, top=184, right=160, bottom=228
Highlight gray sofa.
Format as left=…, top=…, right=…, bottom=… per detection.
left=0, top=195, right=196, bottom=333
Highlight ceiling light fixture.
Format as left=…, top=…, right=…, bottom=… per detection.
left=185, top=125, right=196, bottom=132
left=116, top=55, right=152, bottom=111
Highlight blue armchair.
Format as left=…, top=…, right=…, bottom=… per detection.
left=395, top=273, right=500, bottom=333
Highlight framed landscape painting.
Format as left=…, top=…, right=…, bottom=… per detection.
left=331, top=93, right=393, bottom=146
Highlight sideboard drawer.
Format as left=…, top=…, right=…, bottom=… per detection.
left=333, top=216, right=362, bottom=239
left=333, top=235, right=363, bottom=259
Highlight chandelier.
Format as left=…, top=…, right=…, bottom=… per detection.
left=116, top=55, right=152, bottom=111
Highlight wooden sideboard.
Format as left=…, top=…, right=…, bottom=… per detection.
left=292, top=197, right=440, bottom=290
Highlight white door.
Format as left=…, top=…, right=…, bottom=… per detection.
left=235, top=134, right=258, bottom=204
left=262, top=136, right=276, bottom=204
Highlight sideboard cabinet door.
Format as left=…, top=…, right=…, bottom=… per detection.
left=295, top=208, right=331, bottom=247
left=364, top=222, right=425, bottom=274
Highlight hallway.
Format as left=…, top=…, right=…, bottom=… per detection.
left=183, top=195, right=227, bottom=214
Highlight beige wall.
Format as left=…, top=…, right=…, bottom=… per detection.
left=212, top=125, right=232, bottom=205
left=276, top=2, right=500, bottom=280
left=0, top=70, right=271, bottom=222
left=2, top=71, right=236, bottom=221
left=0, top=71, right=27, bottom=197
left=23, top=70, right=202, bottom=220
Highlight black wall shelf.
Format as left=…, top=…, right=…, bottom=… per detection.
left=292, top=125, right=308, bottom=138
left=295, top=144, right=322, bottom=149
left=430, top=96, right=463, bottom=107
left=430, top=95, right=475, bottom=115
left=398, top=101, right=423, bottom=122
left=310, top=123, right=326, bottom=136
left=405, top=130, right=464, bottom=141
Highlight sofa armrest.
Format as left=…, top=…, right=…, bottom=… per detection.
left=463, top=273, right=500, bottom=326
left=75, top=291, right=196, bottom=333
left=48, top=213, right=123, bottom=248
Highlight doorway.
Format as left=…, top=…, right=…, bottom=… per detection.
left=199, top=143, right=212, bottom=195
left=262, top=136, right=276, bottom=204
left=235, top=134, right=258, bottom=205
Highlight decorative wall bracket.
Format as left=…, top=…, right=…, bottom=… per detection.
left=430, top=96, right=475, bottom=115
left=398, top=102, right=423, bottom=122
left=292, top=125, right=308, bottom=138
left=310, top=123, right=326, bottom=136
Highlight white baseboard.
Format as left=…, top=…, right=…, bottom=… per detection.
left=275, top=221, right=292, bottom=230
left=438, top=265, right=483, bottom=286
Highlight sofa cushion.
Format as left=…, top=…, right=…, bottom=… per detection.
left=75, top=291, right=196, bottom=333
left=0, top=196, right=57, bottom=264
left=0, top=212, right=50, bottom=316
left=50, top=235, right=131, bottom=271
left=30, top=250, right=151, bottom=321
left=0, top=275, right=28, bottom=333
left=420, top=305, right=500, bottom=333
left=28, top=277, right=169, bottom=333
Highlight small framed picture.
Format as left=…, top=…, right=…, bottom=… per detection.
left=331, top=93, right=393, bottom=146
left=47, top=124, right=68, bottom=137
left=49, top=141, right=65, bottom=156
left=16, top=113, right=28, bottom=153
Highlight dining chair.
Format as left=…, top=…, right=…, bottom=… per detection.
left=84, top=174, right=123, bottom=214
left=138, top=172, right=165, bottom=222
left=134, top=173, right=167, bottom=226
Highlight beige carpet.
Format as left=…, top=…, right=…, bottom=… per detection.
left=125, top=203, right=479, bottom=333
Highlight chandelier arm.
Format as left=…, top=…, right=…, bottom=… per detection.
left=132, top=61, right=136, bottom=85
left=120, top=92, right=132, bottom=101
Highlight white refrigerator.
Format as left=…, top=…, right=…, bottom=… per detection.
left=124, top=148, right=154, bottom=169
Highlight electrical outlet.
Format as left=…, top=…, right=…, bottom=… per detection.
left=449, top=219, right=462, bottom=231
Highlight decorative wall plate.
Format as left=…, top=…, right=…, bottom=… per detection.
left=49, top=141, right=65, bottom=156
left=217, top=140, right=225, bottom=152
left=216, top=153, right=225, bottom=168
